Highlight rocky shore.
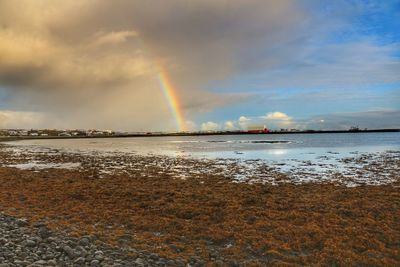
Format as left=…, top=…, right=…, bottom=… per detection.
left=0, top=144, right=399, bottom=266
left=0, top=213, right=190, bottom=267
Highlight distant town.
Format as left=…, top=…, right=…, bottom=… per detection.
left=0, top=129, right=115, bottom=137
left=0, top=125, right=399, bottom=139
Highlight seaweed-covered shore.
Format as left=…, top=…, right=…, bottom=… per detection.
left=0, top=144, right=399, bottom=266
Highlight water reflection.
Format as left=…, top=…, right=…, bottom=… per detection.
left=5, top=132, right=400, bottom=162
left=265, top=149, right=288, bottom=156
left=3, top=132, right=400, bottom=186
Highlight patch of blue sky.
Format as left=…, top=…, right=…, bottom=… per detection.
left=202, top=82, right=399, bottom=124
left=191, top=1, right=400, bottom=125
left=323, top=0, right=400, bottom=45
left=363, top=82, right=400, bottom=92
left=0, top=87, right=11, bottom=109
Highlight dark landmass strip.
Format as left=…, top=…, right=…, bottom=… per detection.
left=0, top=128, right=399, bottom=142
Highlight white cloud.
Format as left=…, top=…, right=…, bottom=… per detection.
left=239, top=116, right=251, bottom=122
left=259, top=111, right=294, bottom=129
left=224, top=120, right=236, bottom=130
left=196, top=109, right=400, bottom=132
left=201, top=121, right=220, bottom=131
left=238, top=116, right=251, bottom=129
left=92, top=31, right=138, bottom=46
left=260, top=111, right=291, bottom=120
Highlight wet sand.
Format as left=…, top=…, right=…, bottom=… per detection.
left=0, top=144, right=399, bottom=266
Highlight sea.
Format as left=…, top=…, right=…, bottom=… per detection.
left=4, top=132, right=400, bottom=186
left=6, top=132, right=400, bottom=160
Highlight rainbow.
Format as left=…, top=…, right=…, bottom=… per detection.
left=157, top=67, right=186, bottom=132
left=132, top=35, right=186, bottom=131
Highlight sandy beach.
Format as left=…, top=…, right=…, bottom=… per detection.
left=0, top=143, right=399, bottom=266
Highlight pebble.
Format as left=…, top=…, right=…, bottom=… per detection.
left=74, top=257, right=86, bottom=264
left=63, top=245, right=75, bottom=258
left=79, top=237, right=90, bottom=246
left=90, top=259, right=100, bottom=266
left=26, top=240, right=36, bottom=247
left=0, top=213, right=177, bottom=266
left=16, top=219, right=29, bottom=227
left=135, top=258, right=146, bottom=266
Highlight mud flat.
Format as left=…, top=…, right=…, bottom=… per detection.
left=0, top=144, right=399, bottom=266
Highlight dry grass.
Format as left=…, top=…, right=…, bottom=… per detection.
left=0, top=166, right=399, bottom=266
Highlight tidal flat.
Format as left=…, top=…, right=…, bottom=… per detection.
left=0, top=144, right=399, bottom=266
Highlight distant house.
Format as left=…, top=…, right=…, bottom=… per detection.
left=58, top=132, right=71, bottom=137
left=8, top=130, right=19, bottom=136
left=104, top=130, right=114, bottom=135
left=20, top=130, right=28, bottom=136
left=247, top=125, right=269, bottom=133
left=93, top=131, right=104, bottom=136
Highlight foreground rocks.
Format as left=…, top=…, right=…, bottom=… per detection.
left=0, top=213, right=187, bottom=267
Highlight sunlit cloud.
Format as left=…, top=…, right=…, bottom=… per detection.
left=92, top=31, right=139, bottom=46
left=224, top=121, right=237, bottom=131
left=238, top=116, right=251, bottom=129
left=260, top=112, right=292, bottom=121
left=201, top=121, right=220, bottom=132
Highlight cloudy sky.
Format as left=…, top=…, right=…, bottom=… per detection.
left=0, top=0, right=399, bottom=131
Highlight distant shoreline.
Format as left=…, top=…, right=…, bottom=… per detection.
left=0, top=128, right=399, bottom=142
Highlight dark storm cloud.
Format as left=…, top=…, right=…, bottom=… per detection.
left=1, top=0, right=397, bottom=130
left=0, top=0, right=314, bottom=130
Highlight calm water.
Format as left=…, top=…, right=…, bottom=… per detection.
left=4, top=132, right=400, bottom=186
left=6, top=132, right=400, bottom=161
